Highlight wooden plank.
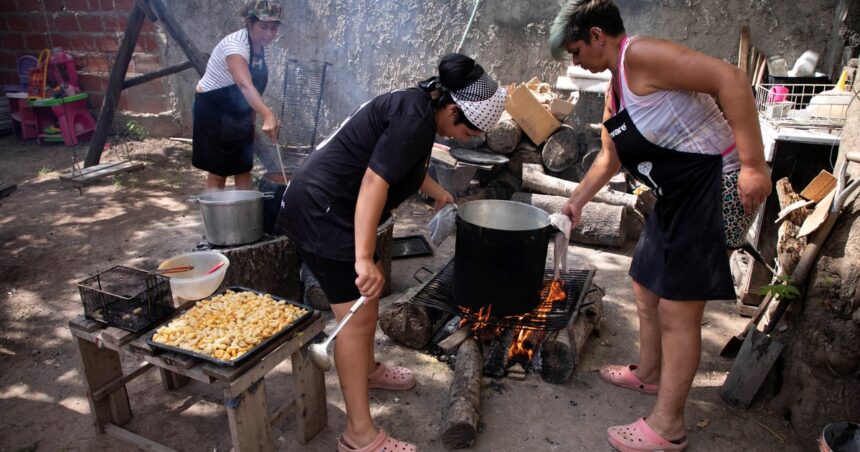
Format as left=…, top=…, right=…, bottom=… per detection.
left=799, top=170, right=837, bottom=203
left=146, top=0, right=209, bottom=76
left=225, top=380, right=275, bottom=452
left=104, top=423, right=177, bottom=452
left=84, top=5, right=146, bottom=167
left=74, top=337, right=133, bottom=433
left=59, top=161, right=145, bottom=186
left=69, top=315, right=103, bottom=333
left=159, top=368, right=190, bottom=391
left=123, top=61, right=193, bottom=90
left=438, top=327, right=471, bottom=352
left=59, top=161, right=128, bottom=178
left=203, top=312, right=321, bottom=383
left=290, top=346, right=328, bottom=444
left=738, top=25, right=750, bottom=74
left=101, top=326, right=138, bottom=347
left=798, top=189, right=835, bottom=238
left=93, top=363, right=154, bottom=401
left=141, top=355, right=213, bottom=384
left=224, top=316, right=324, bottom=395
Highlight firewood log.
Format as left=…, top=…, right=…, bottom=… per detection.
left=508, top=148, right=543, bottom=178
left=511, top=192, right=626, bottom=247
left=379, top=302, right=432, bottom=349
left=542, top=125, right=581, bottom=171
left=485, top=119, right=522, bottom=154
left=521, top=163, right=638, bottom=212
left=776, top=177, right=809, bottom=225
left=540, top=283, right=604, bottom=384
left=442, top=337, right=482, bottom=449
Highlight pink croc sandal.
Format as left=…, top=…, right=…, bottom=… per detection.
left=368, top=362, right=416, bottom=390
left=337, top=428, right=417, bottom=452
left=599, top=364, right=658, bottom=395
left=607, top=417, right=687, bottom=451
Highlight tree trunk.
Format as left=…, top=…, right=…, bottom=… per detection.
left=511, top=192, right=626, bottom=247
left=442, top=337, right=482, bottom=449
left=219, top=235, right=301, bottom=301
left=540, top=282, right=604, bottom=383
left=508, top=149, right=543, bottom=178
left=485, top=119, right=522, bottom=154
left=542, top=125, right=581, bottom=171
left=521, top=163, right=637, bottom=212
left=775, top=177, right=808, bottom=276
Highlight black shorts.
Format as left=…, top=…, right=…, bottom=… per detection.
left=297, top=248, right=370, bottom=304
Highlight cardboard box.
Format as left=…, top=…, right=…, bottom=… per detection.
left=505, top=84, right=561, bottom=145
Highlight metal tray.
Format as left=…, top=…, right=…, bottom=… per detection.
left=145, top=286, right=314, bottom=367
left=391, top=235, right=434, bottom=259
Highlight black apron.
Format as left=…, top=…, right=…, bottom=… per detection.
left=605, top=42, right=734, bottom=301
left=192, top=34, right=268, bottom=177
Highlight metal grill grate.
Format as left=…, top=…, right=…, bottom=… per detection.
left=409, top=258, right=594, bottom=331
left=276, top=59, right=330, bottom=173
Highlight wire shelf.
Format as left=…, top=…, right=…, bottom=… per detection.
left=755, top=83, right=852, bottom=131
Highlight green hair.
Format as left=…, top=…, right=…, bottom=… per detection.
left=549, top=0, right=626, bottom=61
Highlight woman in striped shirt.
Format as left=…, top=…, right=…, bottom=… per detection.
left=192, top=1, right=282, bottom=191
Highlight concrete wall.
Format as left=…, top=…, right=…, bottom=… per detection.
left=161, top=0, right=841, bottom=141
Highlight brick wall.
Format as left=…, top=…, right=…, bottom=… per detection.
left=0, top=0, right=170, bottom=116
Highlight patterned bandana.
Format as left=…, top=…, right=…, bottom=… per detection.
left=450, top=74, right=507, bottom=131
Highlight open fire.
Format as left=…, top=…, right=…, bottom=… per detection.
left=459, top=279, right=568, bottom=364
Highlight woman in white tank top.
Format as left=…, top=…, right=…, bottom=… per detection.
left=550, top=1, right=772, bottom=451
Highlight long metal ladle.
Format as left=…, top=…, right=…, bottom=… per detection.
left=308, top=296, right=368, bottom=371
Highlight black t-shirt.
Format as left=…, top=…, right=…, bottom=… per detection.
left=276, top=87, right=436, bottom=261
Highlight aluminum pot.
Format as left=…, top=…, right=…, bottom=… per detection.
left=453, top=199, right=553, bottom=317
left=196, top=190, right=272, bottom=246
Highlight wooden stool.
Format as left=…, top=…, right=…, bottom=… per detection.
left=68, top=309, right=328, bottom=451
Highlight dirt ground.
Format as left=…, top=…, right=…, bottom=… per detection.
left=0, top=136, right=803, bottom=451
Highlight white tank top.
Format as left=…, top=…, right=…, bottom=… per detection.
left=612, top=36, right=740, bottom=172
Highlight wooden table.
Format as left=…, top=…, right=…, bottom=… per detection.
left=68, top=310, right=327, bottom=451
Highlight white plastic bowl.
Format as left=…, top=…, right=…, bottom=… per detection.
left=158, top=251, right=229, bottom=301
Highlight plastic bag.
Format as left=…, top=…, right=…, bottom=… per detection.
left=428, top=203, right=458, bottom=246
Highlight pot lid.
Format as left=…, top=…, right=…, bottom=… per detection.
left=450, top=147, right=509, bottom=165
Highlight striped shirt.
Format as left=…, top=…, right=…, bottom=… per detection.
left=197, top=29, right=269, bottom=92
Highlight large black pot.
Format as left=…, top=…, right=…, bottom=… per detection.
left=258, top=173, right=289, bottom=235
left=453, top=200, right=553, bottom=317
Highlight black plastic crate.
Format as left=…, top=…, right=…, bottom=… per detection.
left=77, top=266, right=175, bottom=332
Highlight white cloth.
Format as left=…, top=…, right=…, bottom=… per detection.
left=428, top=203, right=458, bottom=246
left=549, top=213, right=571, bottom=279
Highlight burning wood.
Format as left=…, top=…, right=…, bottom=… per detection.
left=540, top=282, right=605, bottom=384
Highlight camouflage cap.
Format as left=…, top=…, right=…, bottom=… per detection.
left=247, top=1, right=283, bottom=24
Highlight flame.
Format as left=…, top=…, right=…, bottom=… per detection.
left=506, top=279, right=567, bottom=362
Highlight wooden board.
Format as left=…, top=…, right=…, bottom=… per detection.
left=104, top=423, right=177, bottom=452
left=224, top=381, right=275, bottom=452
left=799, top=170, right=837, bottom=202
left=798, top=188, right=835, bottom=238
left=59, top=161, right=144, bottom=186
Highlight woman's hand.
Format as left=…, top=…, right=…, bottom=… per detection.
left=737, top=163, right=772, bottom=213
left=354, top=257, right=384, bottom=300
left=434, top=190, right=454, bottom=211
left=262, top=113, right=278, bottom=141
left=561, top=197, right=584, bottom=229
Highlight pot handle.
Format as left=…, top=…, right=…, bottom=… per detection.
left=185, top=196, right=200, bottom=204
left=261, top=191, right=275, bottom=200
